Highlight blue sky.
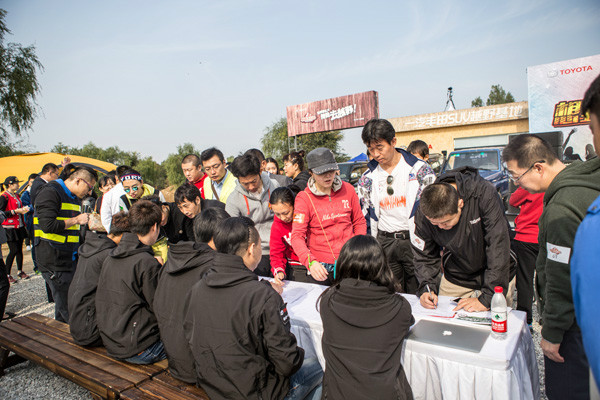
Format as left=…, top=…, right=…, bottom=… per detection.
left=3, top=0, right=600, bottom=161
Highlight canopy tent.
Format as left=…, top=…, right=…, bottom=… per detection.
left=0, top=153, right=117, bottom=194
left=349, top=152, right=369, bottom=162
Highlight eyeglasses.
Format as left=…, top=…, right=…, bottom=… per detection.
left=386, top=175, right=394, bottom=195
left=204, top=162, right=223, bottom=172
left=124, top=185, right=140, bottom=193
left=508, top=160, right=545, bottom=184
left=78, top=178, right=94, bottom=191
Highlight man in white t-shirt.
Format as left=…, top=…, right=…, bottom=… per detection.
left=358, top=119, right=435, bottom=293
left=100, top=166, right=130, bottom=232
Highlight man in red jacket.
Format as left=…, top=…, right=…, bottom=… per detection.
left=181, top=154, right=206, bottom=199
left=509, top=186, right=544, bottom=326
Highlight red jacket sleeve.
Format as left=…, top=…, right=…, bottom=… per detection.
left=509, top=187, right=528, bottom=208
left=291, top=191, right=313, bottom=268
left=269, top=219, right=287, bottom=277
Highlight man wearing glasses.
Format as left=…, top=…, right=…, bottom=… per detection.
left=34, top=166, right=98, bottom=323
left=200, top=147, right=237, bottom=204
left=358, top=119, right=435, bottom=293
left=503, top=133, right=600, bottom=400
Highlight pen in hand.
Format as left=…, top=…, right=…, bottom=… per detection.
left=426, top=284, right=436, bottom=309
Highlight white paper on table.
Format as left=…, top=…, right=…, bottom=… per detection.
left=400, top=293, right=457, bottom=318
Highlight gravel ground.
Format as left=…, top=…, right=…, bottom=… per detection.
left=0, top=245, right=548, bottom=399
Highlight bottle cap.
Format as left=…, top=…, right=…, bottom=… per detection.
left=494, top=286, right=503, bottom=293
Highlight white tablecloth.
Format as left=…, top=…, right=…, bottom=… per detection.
left=279, top=280, right=540, bottom=400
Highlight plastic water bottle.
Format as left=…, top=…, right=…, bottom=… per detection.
left=491, top=286, right=507, bottom=340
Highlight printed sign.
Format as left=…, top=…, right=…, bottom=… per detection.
left=527, top=55, right=600, bottom=161
left=286, top=91, right=379, bottom=137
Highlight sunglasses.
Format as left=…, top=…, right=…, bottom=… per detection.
left=124, top=185, right=140, bottom=194
left=386, top=175, right=394, bottom=195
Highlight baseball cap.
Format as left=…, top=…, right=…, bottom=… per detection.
left=3, top=176, right=20, bottom=186
left=307, top=147, right=339, bottom=175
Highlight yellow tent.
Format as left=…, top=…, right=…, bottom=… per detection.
left=0, top=152, right=117, bottom=192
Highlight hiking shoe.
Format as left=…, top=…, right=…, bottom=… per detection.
left=7, top=275, right=16, bottom=284
left=17, top=271, right=30, bottom=280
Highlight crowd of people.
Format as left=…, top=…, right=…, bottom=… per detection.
left=0, top=74, right=599, bottom=399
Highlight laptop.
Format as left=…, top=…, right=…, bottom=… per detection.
left=406, top=319, right=490, bottom=353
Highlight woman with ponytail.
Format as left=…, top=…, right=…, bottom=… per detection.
left=0, top=176, right=30, bottom=283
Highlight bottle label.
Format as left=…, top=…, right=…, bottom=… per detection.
left=492, top=311, right=507, bottom=333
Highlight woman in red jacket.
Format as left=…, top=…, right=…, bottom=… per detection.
left=291, top=148, right=367, bottom=285
left=269, top=187, right=306, bottom=283
left=0, top=176, right=30, bottom=283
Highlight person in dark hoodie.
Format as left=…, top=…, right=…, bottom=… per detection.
left=153, top=207, right=230, bottom=383
left=95, top=200, right=166, bottom=364
left=412, top=166, right=512, bottom=313
left=319, top=234, right=414, bottom=400
left=68, top=212, right=129, bottom=346
left=283, top=150, right=310, bottom=191
left=503, top=133, right=600, bottom=400
left=183, top=217, right=322, bottom=400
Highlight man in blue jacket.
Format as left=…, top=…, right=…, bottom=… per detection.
left=571, top=73, right=600, bottom=391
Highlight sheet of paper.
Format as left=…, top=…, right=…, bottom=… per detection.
left=401, top=294, right=457, bottom=319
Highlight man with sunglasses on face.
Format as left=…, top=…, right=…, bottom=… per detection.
left=358, top=119, right=435, bottom=294
left=117, top=169, right=165, bottom=212
left=503, top=133, right=600, bottom=400
left=34, top=166, right=98, bottom=323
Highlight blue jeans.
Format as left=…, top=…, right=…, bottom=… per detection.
left=125, top=340, right=167, bottom=365
left=285, top=357, right=323, bottom=400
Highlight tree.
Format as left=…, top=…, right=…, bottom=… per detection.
left=0, top=9, right=43, bottom=143
left=471, top=96, right=483, bottom=108
left=471, top=85, right=515, bottom=108
left=260, top=117, right=349, bottom=164
left=486, top=84, right=515, bottom=106
left=161, top=143, right=201, bottom=187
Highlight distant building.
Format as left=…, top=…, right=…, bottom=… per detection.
left=388, top=101, right=529, bottom=153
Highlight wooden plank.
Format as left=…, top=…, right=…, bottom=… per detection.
left=137, top=380, right=210, bottom=400
left=152, top=371, right=209, bottom=399
left=0, top=324, right=127, bottom=399
left=2, top=320, right=150, bottom=385
left=14, top=314, right=167, bottom=376
left=120, top=387, right=163, bottom=400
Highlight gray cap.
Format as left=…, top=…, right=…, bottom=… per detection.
left=307, top=147, right=339, bottom=175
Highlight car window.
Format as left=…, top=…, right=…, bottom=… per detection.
left=446, top=151, right=499, bottom=171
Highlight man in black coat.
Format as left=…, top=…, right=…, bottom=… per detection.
left=153, top=207, right=229, bottom=383
left=67, top=212, right=128, bottom=346
left=183, top=217, right=321, bottom=399
left=411, top=166, right=513, bottom=313
left=95, top=200, right=165, bottom=364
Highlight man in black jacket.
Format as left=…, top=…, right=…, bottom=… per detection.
left=34, top=166, right=97, bottom=322
left=67, top=212, right=128, bottom=346
left=154, top=207, right=229, bottom=383
left=95, top=200, right=166, bottom=364
left=183, top=217, right=321, bottom=399
left=412, top=167, right=512, bottom=312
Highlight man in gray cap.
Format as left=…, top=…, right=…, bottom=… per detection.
left=291, top=147, right=367, bottom=285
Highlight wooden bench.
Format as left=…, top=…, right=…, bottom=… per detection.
left=121, top=371, right=209, bottom=399
left=0, top=313, right=169, bottom=399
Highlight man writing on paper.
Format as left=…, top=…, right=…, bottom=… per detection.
left=411, top=167, right=513, bottom=313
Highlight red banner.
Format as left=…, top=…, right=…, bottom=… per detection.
left=286, top=91, right=379, bottom=137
